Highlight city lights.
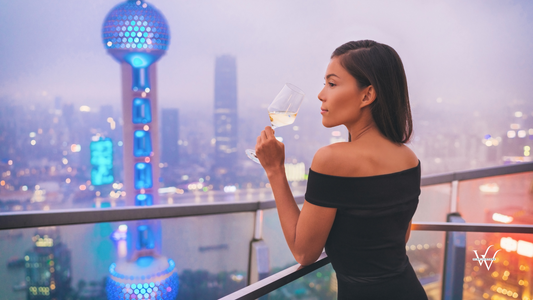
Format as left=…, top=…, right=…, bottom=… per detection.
left=479, top=183, right=499, bottom=193
left=285, top=162, right=306, bottom=181
left=500, top=237, right=533, bottom=257
left=107, top=117, right=116, bottom=130
left=492, top=213, right=513, bottom=223
left=507, top=130, right=516, bottom=138
left=517, top=240, right=533, bottom=257
left=62, top=158, right=68, bottom=165
left=525, top=146, right=531, bottom=157
left=518, top=130, right=526, bottom=138
left=187, top=183, right=200, bottom=190
left=223, top=185, right=237, bottom=193
left=34, top=235, right=53, bottom=247
left=90, top=138, right=114, bottom=185
left=70, top=144, right=81, bottom=152
left=158, top=186, right=176, bottom=194
left=79, top=105, right=91, bottom=112
left=112, top=183, right=123, bottom=189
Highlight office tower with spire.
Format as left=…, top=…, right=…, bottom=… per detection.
left=213, top=55, right=238, bottom=185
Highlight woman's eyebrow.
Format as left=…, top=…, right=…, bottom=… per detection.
left=325, top=74, right=339, bottom=80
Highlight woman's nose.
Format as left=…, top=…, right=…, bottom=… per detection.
left=317, top=86, right=325, bottom=102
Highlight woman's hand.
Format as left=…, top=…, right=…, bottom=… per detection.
left=255, top=126, right=285, bottom=173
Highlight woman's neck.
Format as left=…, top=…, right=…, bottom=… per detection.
left=347, top=121, right=376, bottom=142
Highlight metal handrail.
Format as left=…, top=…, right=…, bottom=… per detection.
left=1, top=161, right=532, bottom=230
left=419, top=160, right=533, bottom=186
left=219, top=223, right=533, bottom=300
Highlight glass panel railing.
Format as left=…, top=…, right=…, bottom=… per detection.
left=457, top=171, right=533, bottom=224
left=463, top=231, right=532, bottom=300
left=415, top=183, right=452, bottom=222
left=261, top=201, right=305, bottom=274
left=262, top=208, right=297, bottom=272
left=0, top=212, right=255, bottom=300
left=258, top=230, right=446, bottom=300
left=264, top=263, right=337, bottom=300
left=406, top=231, right=446, bottom=300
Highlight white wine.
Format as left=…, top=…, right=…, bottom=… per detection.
left=269, top=111, right=298, bottom=128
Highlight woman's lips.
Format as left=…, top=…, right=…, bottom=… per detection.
left=321, top=108, right=328, bottom=114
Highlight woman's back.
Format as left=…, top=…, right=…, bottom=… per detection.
left=306, top=130, right=425, bottom=300
left=311, top=127, right=419, bottom=178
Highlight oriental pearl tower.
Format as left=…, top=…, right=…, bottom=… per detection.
left=102, top=1, right=178, bottom=299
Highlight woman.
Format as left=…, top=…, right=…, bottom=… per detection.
left=254, top=40, right=428, bottom=299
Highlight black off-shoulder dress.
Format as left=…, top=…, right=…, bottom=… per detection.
left=305, top=160, right=428, bottom=300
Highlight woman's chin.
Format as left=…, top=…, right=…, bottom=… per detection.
left=321, top=120, right=336, bottom=128
left=322, top=118, right=340, bottom=128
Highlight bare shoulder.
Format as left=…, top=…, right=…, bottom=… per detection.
left=310, top=142, right=361, bottom=176
left=400, top=144, right=419, bottom=167
left=311, top=140, right=419, bottom=177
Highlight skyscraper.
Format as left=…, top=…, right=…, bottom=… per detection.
left=161, top=108, right=179, bottom=168
left=25, top=227, right=72, bottom=299
left=213, top=55, right=238, bottom=184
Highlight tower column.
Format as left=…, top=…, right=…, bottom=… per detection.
left=121, top=63, right=160, bottom=207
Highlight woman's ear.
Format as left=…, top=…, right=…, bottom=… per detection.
left=360, top=85, right=376, bottom=108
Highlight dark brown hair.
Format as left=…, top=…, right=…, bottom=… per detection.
left=332, top=40, right=413, bottom=144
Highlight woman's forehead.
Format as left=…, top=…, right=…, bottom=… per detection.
left=326, top=57, right=348, bottom=77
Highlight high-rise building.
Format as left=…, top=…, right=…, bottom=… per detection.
left=0, top=103, right=17, bottom=161
left=161, top=108, right=179, bottom=168
left=24, top=227, right=72, bottom=300
left=213, top=55, right=238, bottom=184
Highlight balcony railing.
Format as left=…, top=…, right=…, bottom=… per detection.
left=1, top=161, right=532, bottom=300
left=220, top=222, right=533, bottom=300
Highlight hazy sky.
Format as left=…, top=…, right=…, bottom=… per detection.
left=1, top=0, right=532, bottom=117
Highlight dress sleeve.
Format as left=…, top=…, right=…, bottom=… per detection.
left=304, top=168, right=340, bottom=208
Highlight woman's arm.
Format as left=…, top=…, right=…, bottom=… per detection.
left=256, top=127, right=336, bottom=266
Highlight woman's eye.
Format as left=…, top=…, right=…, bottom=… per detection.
left=328, top=82, right=335, bottom=87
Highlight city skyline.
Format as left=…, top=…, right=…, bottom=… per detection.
left=1, top=1, right=532, bottom=115
left=1, top=1, right=533, bottom=300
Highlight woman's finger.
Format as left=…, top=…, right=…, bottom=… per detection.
left=264, top=126, right=275, bottom=139
left=261, top=129, right=268, bottom=140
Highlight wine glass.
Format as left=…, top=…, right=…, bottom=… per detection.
left=246, top=83, right=305, bottom=164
